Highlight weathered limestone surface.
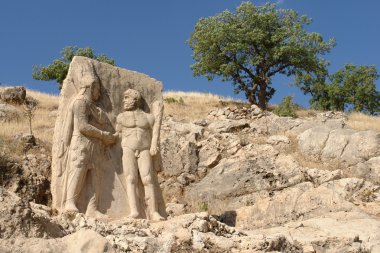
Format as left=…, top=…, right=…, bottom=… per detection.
left=51, top=56, right=166, bottom=219
left=0, top=190, right=302, bottom=253
left=247, top=211, right=380, bottom=253
left=0, top=228, right=115, bottom=253
left=2, top=86, right=380, bottom=252
left=0, top=103, right=21, bottom=122
left=298, top=126, right=380, bottom=182
left=208, top=119, right=250, bottom=133
left=298, top=127, right=380, bottom=164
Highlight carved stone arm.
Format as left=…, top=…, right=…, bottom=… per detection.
left=150, top=101, right=163, bottom=155
left=89, top=104, right=108, bottom=126
left=73, top=99, right=106, bottom=140
left=113, top=115, right=122, bottom=139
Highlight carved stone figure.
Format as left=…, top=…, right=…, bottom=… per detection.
left=115, top=89, right=165, bottom=221
left=52, top=56, right=166, bottom=219
left=59, top=73, right=116, bottom=217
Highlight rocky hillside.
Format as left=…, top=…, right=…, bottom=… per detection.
left=1, top=87, right=380, bottom=252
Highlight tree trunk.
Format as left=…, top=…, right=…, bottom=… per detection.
left=247, top=92, right=256, bottom=105
left=258, top=83, right=267, bottom=110
left=29, top=118, right=33, bottom=135
left=245, top=82, right=259, bottom=105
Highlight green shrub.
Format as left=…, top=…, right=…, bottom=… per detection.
left=198, top=201, right=208, bottom=212
left=273, top=96, right=299, bottom=118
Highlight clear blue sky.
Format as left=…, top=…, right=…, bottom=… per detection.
left=1, top=0, right=379, bottom=107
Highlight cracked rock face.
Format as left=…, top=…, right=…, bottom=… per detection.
left=2, top=102, right=380, bottom=252
left=1, top=148, right=52, bottom=206
left=298, top=126, right=380, bottom=183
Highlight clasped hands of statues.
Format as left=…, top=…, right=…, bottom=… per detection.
left=99, top=130, right=159, bottom=156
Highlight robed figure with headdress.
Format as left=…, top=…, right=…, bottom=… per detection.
left=51, top=56, right=167, bottom=219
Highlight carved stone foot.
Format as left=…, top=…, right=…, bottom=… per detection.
left=128, top=210, right=140, bottom=219
left=86, top=209, right=108, bottom=220
left=150, top=212, right=165, bottom=221
left=64, top=203, right=79, bottom=213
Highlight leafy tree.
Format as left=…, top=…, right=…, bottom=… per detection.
left=330, top=64, right=379, bottom=113
left=32, top=46, right=115, bottom=89
left=297, top=64, right=380, bottom=114
left=273, top=95, right=299, bottom=117
left=294, top=62, right=331, bottom=110
left=188, top=2, right=335, bottom=109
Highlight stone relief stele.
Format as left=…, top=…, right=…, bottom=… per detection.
left=51, top=56, right=167, bottom=220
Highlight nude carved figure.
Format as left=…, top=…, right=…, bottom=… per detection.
left=115, top=89, right=165, bottom=221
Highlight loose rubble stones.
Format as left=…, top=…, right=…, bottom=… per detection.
left=208, top=104, right=264, bottom=120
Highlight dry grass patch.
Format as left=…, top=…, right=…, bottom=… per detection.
left=0, top=110, right=55, bottom=145
left=347, top=112, right=380, bottom=132
left=26, top=90, right=58, bottom=111
left=295, top=109, right=380, bottom=132
left=3, top=89, right=241, bottom=143
left=0, top=87, right=58, bottom=111
left=295, top=109, right=319, bottom=118
left=163, top=91, right=245, bottom=122
left=0, top=88, right=58, bottom=145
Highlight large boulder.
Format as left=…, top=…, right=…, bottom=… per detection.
left=298, top=127, right=380, bottom=165
left=160, top=135, right=199, bottom=177
left=0, top=229, right=114, bottom=253
left=159, top=130, right=199, bottom=201
left=297, top=126, right=380, bottom=183
left=234, top=178, right=365, bottom=229
left=207, top=119, right=249, bottom=133
left=320, top=129, right=354, bottom=161
left=297, top=126, right=331, bottom=159
left=234, top=177, right=380, bottom=251
left=0, top=86, right=26, bottom=104
left=186, top=144, right=305, bottom=210
left=252, top=115, right=306, bottom=135
left=1, top=147, right=51, bottom=205
left=340, top=130, right=380, bottom=165
left=247, top=211, right=380, bottom=253
left=163, top=120, right=204, bottom=141
left=0, top=103, right=21, bottom=122
left=347, top=156, right=380, bottom=185
left=0, top=187, right=65, bottom=239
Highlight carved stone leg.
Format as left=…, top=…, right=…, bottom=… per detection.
left=123, top=147, right=140, bottom=218
left=85, top=168, right=107, bottom=219
left=65, top=164, right=88, bottom=213
left=138, top=151, right=164, bottom=221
